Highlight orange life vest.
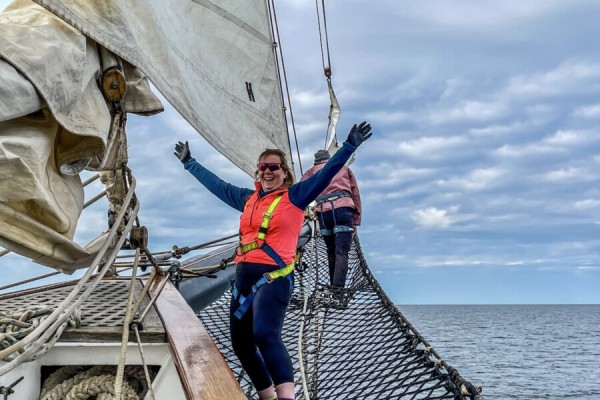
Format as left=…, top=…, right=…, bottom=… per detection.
left=236, top=185, right=304, bottom=266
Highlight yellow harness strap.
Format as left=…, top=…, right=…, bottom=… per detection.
left=263, top=262, right=295, bottom=283
left=239, top=193, right=284, bottom=254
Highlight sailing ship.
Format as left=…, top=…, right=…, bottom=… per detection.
left=0, top=1, right=485, bottom=399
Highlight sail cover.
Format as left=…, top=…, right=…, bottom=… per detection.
left=32, top=0, right=290, bottom=174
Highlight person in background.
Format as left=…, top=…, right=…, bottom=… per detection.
left=301, top=149, right=362, bottom=293
left=173, top=121, right=372, bottom=400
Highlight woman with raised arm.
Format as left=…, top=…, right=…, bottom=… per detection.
left=173, top=121, right=373, bottom=400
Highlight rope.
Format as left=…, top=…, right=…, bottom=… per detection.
left=0, top=306, right=81, bottom=362
left=0, top=271, right=61, bottom=292
left=315, top=0, right=332, bottom=74
left=41, top=365, right=151, bottom=400
left=267, top=0, right=303, bottom=175
left=132, top=324, right=156, bottom=400
left=114, top=248, right=141, bottom=399
left=297, top=220, right=318, bottom=399
left=0, top=174, right=139, bottom=375
left=66, top=374, right=138, bottom=400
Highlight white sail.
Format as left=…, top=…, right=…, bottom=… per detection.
left=33, top=0, right=290, bottom=174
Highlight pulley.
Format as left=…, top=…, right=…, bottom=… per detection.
left=129, top=226, right=148, bottom=250
left=101, top=67, right=127, bottom=102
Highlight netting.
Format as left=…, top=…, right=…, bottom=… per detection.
left=198, top=234, right=483, bottom=400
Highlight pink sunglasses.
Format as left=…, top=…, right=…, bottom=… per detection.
left=257, top=162, right=282, bottom=172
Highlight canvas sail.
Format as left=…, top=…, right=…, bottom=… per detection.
left=32, top=0, right=290, bottom=173
left=0, top=0, right=287, bottom=271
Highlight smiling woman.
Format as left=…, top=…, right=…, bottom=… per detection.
left=173, top=122, right=372, bottom=399
left=256, top=150, right=294, bottom=192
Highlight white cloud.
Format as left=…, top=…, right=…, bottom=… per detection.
left=572, top=104, right=600, bottom=119
left=544, top=129, right=594, bottom=147
left=411, top=207, right=455, bottom=229
left=429, top=100, right=506, bottom=124
left=574, top=199, right=600, bottom=210
left=394, top=136, right=468, bottom=159
left=506, top=61, right=600, bottom=97
left=439, top=168, right=506, bottom=191
left=400, top=1, right=565, bottom=30
left=544, top=167, right=588, bottom=182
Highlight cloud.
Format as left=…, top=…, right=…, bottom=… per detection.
left=544, top=167, right=592, bottom=182
left=439, top=167, right=506, bottom=191
left=572, top=104, right=600, bottom=119
left=411, top=207, right=456, bottom=229
left=395, top=136, right=469, bottom=159
left=505, top=61, right=600, bottom=98
left=429, top=100, right=507, bottom=124
left=574, top=199, right=600, bottom=210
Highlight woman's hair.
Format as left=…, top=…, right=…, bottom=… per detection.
left=256, top=148, right=296, bottom=187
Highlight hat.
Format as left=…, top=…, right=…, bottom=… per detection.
left=314, top=149, right=330, bottom=163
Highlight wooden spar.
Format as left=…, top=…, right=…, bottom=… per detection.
left=148, top=275, right=246, bottom=400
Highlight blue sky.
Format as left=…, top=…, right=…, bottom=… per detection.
left=2, top=0, right=600, bottom=304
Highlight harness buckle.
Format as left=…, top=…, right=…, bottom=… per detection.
left=263, top=272, right=274, bottom=283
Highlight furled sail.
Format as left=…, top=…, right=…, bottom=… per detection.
left=0, top=0, right=163, bottom=272
left=0, top=0, right=288, bottom=271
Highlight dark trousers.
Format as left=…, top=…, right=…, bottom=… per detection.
left=230, top=262, right=294, bottom=390
left=317, top=207, right=354, bottom=288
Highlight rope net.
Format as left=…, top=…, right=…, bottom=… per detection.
left=198, top=234, right=481, bottom=400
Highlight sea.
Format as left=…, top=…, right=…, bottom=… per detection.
left=397, top=304, right=600, bottom=400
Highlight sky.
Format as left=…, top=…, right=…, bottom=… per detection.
left=2, top=0, right=600, bottom=304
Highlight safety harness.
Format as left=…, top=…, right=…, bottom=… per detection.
left=231, top=193, right=295, bottom=319
left=316, top=191, right=354, bottom=236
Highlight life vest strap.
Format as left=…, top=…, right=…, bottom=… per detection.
left=239, top=193, right=284, bottom=253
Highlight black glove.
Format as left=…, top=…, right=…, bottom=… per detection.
left=346, top=121, right=373, bottom=147
left=174, top=141, right=192, bottom=164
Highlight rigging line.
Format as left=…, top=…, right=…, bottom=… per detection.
left=82, top=173, right=100, bottom=187
left=113, top=235, right=237, bottom=259
left=315, top=0, right=333, bottom=71
left=114, top=248, right=140, bottom=399
left=315, top=0, right=339, bottom=150
left=186, top=234, right=238, bottom=252
left=0, top=175, right=139, bottom=373
left=268, top=0, right=303, bottom=175
left=0, top=271, right=61, bottom=292
left=297, top=219, right=318, bottom=399
left=132, top=325, right=156, bottom=400
left=320, top=0, right=333, bottom=71
left=83, top=190, right=107, bottom=209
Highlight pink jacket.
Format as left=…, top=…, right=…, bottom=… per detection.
left=301, top=162, right=362, bottom=225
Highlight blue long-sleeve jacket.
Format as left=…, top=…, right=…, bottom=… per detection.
left=183, top=141, right=357, bottom=211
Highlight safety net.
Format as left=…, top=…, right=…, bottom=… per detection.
left=198, top=234, right=483, bottom=400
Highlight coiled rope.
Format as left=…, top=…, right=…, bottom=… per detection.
left=0, top=306, right=81, bottom=362
left=40, top=365, right=150, bottom=400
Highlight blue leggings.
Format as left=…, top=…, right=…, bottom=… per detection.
left=230, top=262, right=294, bottom=391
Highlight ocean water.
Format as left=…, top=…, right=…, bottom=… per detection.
left=398, top=304, right=600, bottom=400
